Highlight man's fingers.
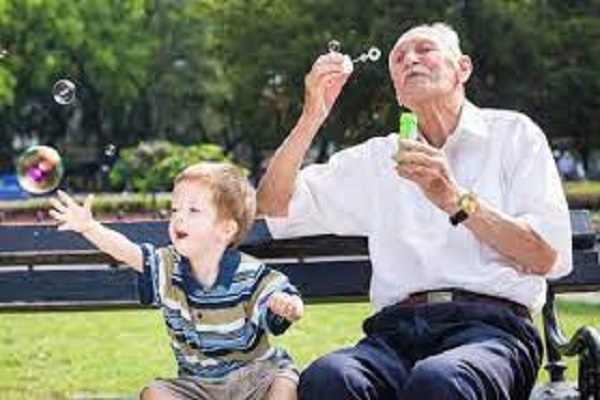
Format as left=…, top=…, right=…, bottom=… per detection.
left=397, top=164, right=435, bottom=182
left=398, top=150, right=437, bottom=168
left=398, top=139, right=439, bottom=156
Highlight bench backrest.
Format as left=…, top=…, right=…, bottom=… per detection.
left=0, top=210, right=598, bottom=310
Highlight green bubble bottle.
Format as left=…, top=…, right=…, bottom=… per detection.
left=399, top=111, right=418, bottom=141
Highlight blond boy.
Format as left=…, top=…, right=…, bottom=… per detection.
left=50, top=162, right=303, bottom=400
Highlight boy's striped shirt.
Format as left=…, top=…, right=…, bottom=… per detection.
left=138, top=244, right=298, bottom=380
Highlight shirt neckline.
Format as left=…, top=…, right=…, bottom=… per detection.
left=177, top=248, right=241, bottom=292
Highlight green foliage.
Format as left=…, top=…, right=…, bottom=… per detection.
left=0, top=193, right=172, bottom=223
left=109, top=140, right=236, bottom=192
left=0, top=0, right=598, bottom=178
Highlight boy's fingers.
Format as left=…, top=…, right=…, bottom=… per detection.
left=48, top=198, right=67, bottom=213
left=57, top=190, right=78, bottom=208
left=48, top=209, right=65, bottom=221
left=83, top=194, right=94, bottom=210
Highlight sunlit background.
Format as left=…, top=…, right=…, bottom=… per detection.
left=0, top=0, right=597, bottom=206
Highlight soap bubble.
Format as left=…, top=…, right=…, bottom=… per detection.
left=52, top=79, right=76, bottom=105
left=16, top=145, right=64, bottom=194
left=353, top=46, right=382, bottom=64
left=328, top=40, right=341, bottom=53
left=104, top=144, right=117, bottom=158
left=367, top=47, right=381, bottom=61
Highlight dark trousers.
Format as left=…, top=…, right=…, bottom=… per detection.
left=299, top=301, right=543, bottom=400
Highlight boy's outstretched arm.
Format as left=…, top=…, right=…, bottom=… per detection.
left=49, top=190, right=143, bottom=272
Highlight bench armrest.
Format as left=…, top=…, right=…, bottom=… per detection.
left=542, top=288, right=600, bottom=398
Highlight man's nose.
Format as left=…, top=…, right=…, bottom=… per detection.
left=403, top=49, right=419, bottom=66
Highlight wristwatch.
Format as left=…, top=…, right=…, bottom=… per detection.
left=449, top=191, right=479, bottom=226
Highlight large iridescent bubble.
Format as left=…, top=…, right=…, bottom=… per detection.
left=16, top=145, right=64, bottom=194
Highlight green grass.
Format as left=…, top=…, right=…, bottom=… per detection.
left=0, top=300, right=597, bottom=399
left=563, top=181, right=600, bottom=195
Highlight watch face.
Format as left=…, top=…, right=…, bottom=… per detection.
left=459, top=193, right=479, bottom=214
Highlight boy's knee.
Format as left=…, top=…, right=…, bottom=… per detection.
left=266, top=376, right=298, bottom=400
left=139, top=384, right=175, bottom=400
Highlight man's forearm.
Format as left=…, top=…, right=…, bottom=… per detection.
left=257, top=113, right=322, bottom=216
left=464, top=200, right=558, bottom=275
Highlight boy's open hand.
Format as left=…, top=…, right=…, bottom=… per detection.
left=49, top=190, right=97, bottom=233
left=267, top=292, right=304, bottom=321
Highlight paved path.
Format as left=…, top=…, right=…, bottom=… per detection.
left=560, top=292, right=600, bottom=304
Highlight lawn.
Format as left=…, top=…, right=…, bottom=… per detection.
left=0, top=299, right=597, bottom=399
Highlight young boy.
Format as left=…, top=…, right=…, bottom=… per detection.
left=49, top=162, right=303, bottom=400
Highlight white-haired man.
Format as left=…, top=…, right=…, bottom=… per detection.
left=257, top=22, right=572, bottom=399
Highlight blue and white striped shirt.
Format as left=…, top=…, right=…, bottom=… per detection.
left=138, top=244, right=298, bottom=380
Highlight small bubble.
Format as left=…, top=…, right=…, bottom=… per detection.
left=328, top=40, right=341, bottom=53
left=367, top=47, right=381, bottom=61
left=52, top=79, right=76, bottom=105
left=104, top=144, right=117, bottom=158
left=352, top=46, right=382, bottom=65
left=16, top=145, right=64, bottom=195
left=0, top=49, right=8, bottom=59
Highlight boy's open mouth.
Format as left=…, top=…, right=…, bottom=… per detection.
left=175, top=231, right=189, bottom=240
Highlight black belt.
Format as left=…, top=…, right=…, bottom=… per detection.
left=400, top=289, right=531, bottom=319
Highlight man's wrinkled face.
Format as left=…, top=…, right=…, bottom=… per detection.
left=388, top=27, right=466, bottom=107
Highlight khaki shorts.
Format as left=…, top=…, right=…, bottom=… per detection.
left=141, top=361, right=298, bottom=400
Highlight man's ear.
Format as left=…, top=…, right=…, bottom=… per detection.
left=457, top=55, right=473, bottom=84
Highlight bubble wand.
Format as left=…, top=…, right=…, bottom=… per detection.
left=328, top=40, right=381, bottom=73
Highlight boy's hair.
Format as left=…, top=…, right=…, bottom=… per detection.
left=174, top=162, right=256, bottom=247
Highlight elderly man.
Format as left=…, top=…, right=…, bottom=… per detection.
left=257, top=22, right=572, bottom=399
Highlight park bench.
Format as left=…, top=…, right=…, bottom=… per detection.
left=0, top=210, right=598, bottom=399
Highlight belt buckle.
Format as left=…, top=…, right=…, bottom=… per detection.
left=426, top=291, right=453, bottom=304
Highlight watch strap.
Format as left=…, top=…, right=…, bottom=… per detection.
left=449, top=209, right=469, bottom=226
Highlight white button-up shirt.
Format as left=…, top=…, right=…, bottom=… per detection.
left=266, top=101, right=572, bottom=312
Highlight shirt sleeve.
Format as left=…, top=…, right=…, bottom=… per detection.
left=503, top=116, right=573, bottom=279
left=248, top=267, right=300, bottom=336
left=136, top=243, right=164, bottom=306
left=266, top=137, right=385, bottom=239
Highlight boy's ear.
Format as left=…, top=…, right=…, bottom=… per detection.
left=220, top=219, right=239, bottom=243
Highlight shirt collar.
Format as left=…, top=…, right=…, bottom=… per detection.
left=176, top=248, right=241, bottom=291
left=447, top=100, right=487, bottom=142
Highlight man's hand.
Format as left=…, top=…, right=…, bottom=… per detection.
left=395, top=139, right=459, bottom=214
left=303, top=52, right=352, bottom=125
left=267, top=292, right=304, bottom=321
left=49, top=190, right=97, bottom=233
